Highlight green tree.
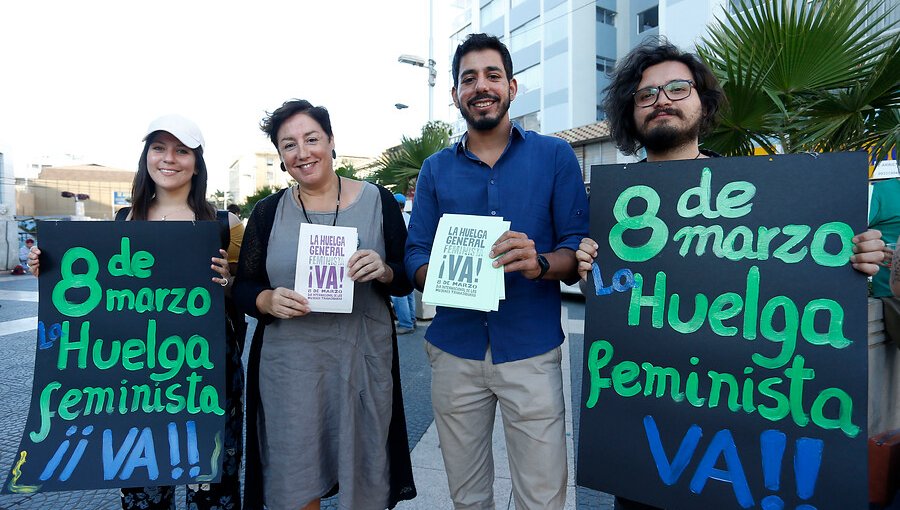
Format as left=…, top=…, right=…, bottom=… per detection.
left=697, top=0, right=899, bottom=160
left=240, top=185, right=279, bottom=216
left=370, top=120, right=452, bottom=194
left=335, top=161, right=358, bottom=179
left=209, top=189, right=227, bottom=209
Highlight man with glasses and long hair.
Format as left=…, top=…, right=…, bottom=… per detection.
left=576, top=38, right=884, bottom=510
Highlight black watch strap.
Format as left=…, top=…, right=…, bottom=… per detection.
left=532, top=254, right=550, bottom=280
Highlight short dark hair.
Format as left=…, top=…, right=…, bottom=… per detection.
left=260, top=99, right=335, bottom=154
left=451, top=33, right=514, bottom=89
left=227, top=203, right=241, bottom=216
left=131, top=134, right=216, bottom=221
left=603, top=37, right=725, bottom=155
left=25, top=239, right=33, bottom=244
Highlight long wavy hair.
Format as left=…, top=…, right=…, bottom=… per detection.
left=129, top=132, right=216, bottom=221
left=603, top=37, right=725, bottom=155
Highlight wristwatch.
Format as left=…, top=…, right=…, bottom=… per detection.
left=532, top=254, right=550, bottom=280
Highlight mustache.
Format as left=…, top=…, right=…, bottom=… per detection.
left=645, top=108, right=682, bottom=124
left=468, top=94, right=500, bottom=106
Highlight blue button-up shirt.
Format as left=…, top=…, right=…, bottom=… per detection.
left=406, top=123, right=589, bottom=363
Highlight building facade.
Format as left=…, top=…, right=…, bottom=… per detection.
left=228, top=151, right=290, bottom=205
left=448, top=0, right=899, bottom=143
left=228, top=152, right=377, bottom=204
left=16, top=165, right=135, bottom=220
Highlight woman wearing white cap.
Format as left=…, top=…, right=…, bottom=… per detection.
left=28, top=114, right=245, bottom=510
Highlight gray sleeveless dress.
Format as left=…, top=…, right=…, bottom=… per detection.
left=258, top=182, right=393, bottom=510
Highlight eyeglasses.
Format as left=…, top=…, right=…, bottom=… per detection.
left=633, top=80, right=695, bottom=108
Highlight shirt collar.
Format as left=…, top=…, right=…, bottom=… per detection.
left=455, top=122, right=525, bottom=154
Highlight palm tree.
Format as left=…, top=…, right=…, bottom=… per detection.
left=210, top=189, right=227, bottom=209
left=335, top=161, right=358, bottom=179
left=370, top=121, right=452, bottom=194
left=696, top=0, right=899, bottom=161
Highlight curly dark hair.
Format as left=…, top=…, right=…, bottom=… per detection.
left=451, top=33, right=514, bottom=89
left=603, top=37, right=725, bottom=155
left=260, top=99, right=336, bottom=165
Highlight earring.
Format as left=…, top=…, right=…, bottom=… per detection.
left=332, top=149, right=337, bottom=159
left=280, top=162, right=286, bottom=172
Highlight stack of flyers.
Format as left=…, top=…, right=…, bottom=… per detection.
left=294, top=223, right=358, bottom=313
left=423, top=213, right=510, bottom=312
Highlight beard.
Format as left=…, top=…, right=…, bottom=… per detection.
left=636, top=109, right=701, bottom=153
left=460, top=93, right=512, bottom=131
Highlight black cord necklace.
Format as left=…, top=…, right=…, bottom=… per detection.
left=298, top=175, right=341, bottom=226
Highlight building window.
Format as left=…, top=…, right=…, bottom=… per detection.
left=450, top=24, right=473, bottom=59
left=266, top=156, right=274, bottom=166
left=509, top=16, right=540, bottom=53
left=510, top=0, right=528, bottom=8
left=512, top=112, right=541, bottom=132
left=596, top=56, right=616, bottom=74
left=728, top=0, right=764, bottom=14
left=545, top=2, right=567, bottom=45
left=515, top=63, right=542, bottom=94
left=637, top=6, right=658, bottom=33
left=481, top=0, right=503, bottom=26
left=597, top=6, right=616, bottom=26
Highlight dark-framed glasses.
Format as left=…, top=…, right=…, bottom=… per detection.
left=633, top=79, right=695, bottom=108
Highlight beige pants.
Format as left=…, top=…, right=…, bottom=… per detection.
left=425, top=341, right=568, bottom=510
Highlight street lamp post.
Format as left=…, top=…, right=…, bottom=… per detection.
left=398, top=0, right=435, bottom=122
left=61, top=191, right=90, bottom=219
left=398, top=54, right=436, bottom=122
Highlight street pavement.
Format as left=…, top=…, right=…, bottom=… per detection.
left=0, top=274, right=613, bottom=510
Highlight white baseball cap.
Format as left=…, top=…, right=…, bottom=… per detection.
left=142, top=114, right=206, bottom=150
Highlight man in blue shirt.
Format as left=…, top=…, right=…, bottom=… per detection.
left=406, top=33, right=588, bottom=509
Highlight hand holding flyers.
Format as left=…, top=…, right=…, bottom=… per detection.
left=489, top=230, right=543, bottom=279
left=423, top=214, right=510, bottom=312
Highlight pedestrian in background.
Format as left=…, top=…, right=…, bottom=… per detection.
left=391, top=193, right=416, bottom=335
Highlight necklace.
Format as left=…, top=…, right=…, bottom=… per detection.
left=298, top=176, right=341, bottom=226
left=694, top=151, right=702, bottom=159
left=158, top=205, right=192, bottom=221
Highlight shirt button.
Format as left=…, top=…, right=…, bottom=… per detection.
left=490, top=179, right=495, bottom=185
left=484, top=321, right=488, bottom=327
left=490, top=211, right=497, bottom=216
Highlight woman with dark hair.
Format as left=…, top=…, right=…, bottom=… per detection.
left=28, top=114, right=245, bottom=510
left=234, top=99, right=416, bottom=510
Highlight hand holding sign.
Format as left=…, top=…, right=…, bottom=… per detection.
left=27, top=247, right=41, bottom=277
left=849, top=228, right=885, bottom=275
left=576, top=238, right=599, bottom=281
left=209, top=249, right=232, bottom=287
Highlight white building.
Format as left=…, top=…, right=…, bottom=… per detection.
left=448, top=0, right=899, bottom=139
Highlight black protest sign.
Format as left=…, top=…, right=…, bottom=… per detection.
left=576, top=153, right=868, bottom=509
left=3, top=221, right=225, bottom=494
